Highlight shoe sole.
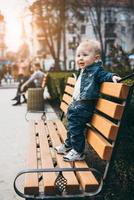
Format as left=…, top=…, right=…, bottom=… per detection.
left=55, top=148, right=72, bottom=155
left=12, top=103, right=21, bottom=106
left=63, top=156, right=85, bottom=162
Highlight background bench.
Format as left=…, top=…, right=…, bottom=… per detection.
left=14, top=76, right=134, bottom=199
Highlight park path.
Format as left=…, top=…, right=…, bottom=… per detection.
left=0, top=87, right=57, bottom=200
left=0, top=88, right=28, bottom=200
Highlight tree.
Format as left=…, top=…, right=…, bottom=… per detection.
left=80, top=0, right=109, bottom=64
left=80, top=0, right=134, bottom=64
left=17, top=42, right=30, bottom=60
left=29, top=0, right=83, bottom=70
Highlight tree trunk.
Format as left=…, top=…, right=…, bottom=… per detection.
left=62, top=0, right=67, bottom=70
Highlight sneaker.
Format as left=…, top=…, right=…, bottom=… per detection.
left=63, top=149, right=85, bottom=162
left=55, top=143, right=72, bottom=154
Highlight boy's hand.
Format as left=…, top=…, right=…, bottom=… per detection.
left=112, top=75, right=121, bottom=83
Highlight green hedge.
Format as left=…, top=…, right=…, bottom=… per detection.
left=46, top=72, right=74, bottom=102
left=105, top=65, right=134, bottom=78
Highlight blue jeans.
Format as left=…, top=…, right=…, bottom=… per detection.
left=65, top=100, right=96, bottom=153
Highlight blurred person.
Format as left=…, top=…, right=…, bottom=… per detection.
left=4, top=72, right=12, bottom=83
left=12, top=62, right=45, bottom=106
left=11, top=60, right=30, bottom=103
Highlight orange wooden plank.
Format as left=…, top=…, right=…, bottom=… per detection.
left=24, top=121, right=39, bottom=195
left=67, top=77, right=76, bottom=86
left=65, top=85, right=74, bottom=96
left=60, top=101, right=68, bottom=114
left=41, top=73, right=48, bottom=88
left=75, top=161, right=99, bottom=192
left=86, top=129, right=113, bottom=160
left=54, top=119, right=67, bottom=142
left=36, top=121, right=56, bottom=195
left=96, top=98, right=124, bottom=120
left=62, top=93, right=72, bottom=105
left=91, top=114, right=119, bottom=140
left=100, top=82, right=129, bottom=99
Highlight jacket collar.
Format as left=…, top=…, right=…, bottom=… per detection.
left=84, top=61, right=102, bottom=72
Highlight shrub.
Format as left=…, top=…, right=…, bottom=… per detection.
left=105, top=65, right=134, bottom=78
left=46, top=72, right=74, bottom=102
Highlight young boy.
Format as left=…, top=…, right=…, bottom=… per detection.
left=55, top=39, right=121, bottom=162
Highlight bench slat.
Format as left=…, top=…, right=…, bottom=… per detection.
left=67, top=77, right=76, bottom=86
left=65, top=85, right=74, bottom=96
left=90, top=114, right=119, bottom=140
left=41, top=73, right=48, bottom=88
left=75, top=161, right=99, bottom=192
left=60, top=101, right=68, bottom=114
left=46, top=120, right=80, bottom=194
left=62, top=94, right=72, bottom=106
left=100, top=83, right=129, bottom=99
left=36, top=121, right=56, bottom=195
left=96, top=98, right=124, bottom=120
left=87, top=128, right=113, bottom=160
left=24, top=121, right=39, bottom=195
left=53, top=119, right=67, bottom=142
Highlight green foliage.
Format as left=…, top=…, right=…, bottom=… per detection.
left=105, top=65, right=133, bottom=78
left=46, top=72, right=73, bottom=102
left=29, top=0, right=84, bottom=69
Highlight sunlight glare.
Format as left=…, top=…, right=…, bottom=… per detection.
left=0, top=0, right=28, bottom=52
left=5, top=18, right=22, bottom=52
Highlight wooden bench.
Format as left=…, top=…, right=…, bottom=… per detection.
left=14, top=75, right=134, bottom=199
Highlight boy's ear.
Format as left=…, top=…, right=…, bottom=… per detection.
left=95, top=54, right=101, bottom=60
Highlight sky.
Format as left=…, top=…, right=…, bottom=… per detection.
left=0, top=0, right=33, bottom=52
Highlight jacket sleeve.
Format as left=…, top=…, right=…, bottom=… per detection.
left=24, top=71, right=38, bottom=86
left=95, top=67, right=114, bottom=83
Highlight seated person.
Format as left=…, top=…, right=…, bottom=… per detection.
left=12, top=62, right=45, bottom=106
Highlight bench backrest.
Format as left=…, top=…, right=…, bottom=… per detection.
left=60, top=77, right=130, bottom=179
left=41, top=73, right=48, bottom=88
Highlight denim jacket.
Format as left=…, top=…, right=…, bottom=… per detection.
left=79, top=61, right=114, bottom=100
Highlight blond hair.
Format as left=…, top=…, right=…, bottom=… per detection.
left=78, top=39, right=101, bottom=55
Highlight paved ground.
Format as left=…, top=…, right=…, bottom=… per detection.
left=0, top=79, right=19, bottom=89
left=0, top=86, right=57, bottom=200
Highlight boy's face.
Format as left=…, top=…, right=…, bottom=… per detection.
left=75, top=45, right=96, bottom=69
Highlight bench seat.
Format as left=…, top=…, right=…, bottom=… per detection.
left=24, top=119, right=99, bottom=196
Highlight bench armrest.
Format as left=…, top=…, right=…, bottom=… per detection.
left=14, top=167, right=103, bottom=199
